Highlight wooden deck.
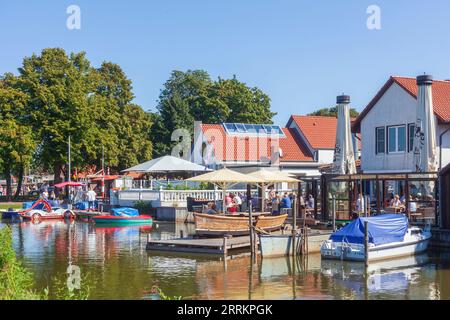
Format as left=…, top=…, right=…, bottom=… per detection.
left=146, top=236, right=255, bottom=254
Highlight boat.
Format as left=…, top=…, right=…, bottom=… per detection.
left=93, top=207, right=153, bottom=225
left=259, top=230, right=333, bottom=257
left=1, top=209, right=22, bottom=220
left=320, top=214, right=431, bottom=262
left=193, top=213, right=287, bottom=236
left=20, top=198, right=75, bottom=222
left=93, top=215, right=153, bottom=225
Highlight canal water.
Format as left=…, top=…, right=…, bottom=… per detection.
left=2, top=219, right=450, bottom=300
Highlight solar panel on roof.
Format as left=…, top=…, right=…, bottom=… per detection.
left=223, top=123, right=285, bottom=137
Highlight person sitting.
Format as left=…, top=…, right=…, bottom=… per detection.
left=205, top=202, right=217, bottom=215
left=279, top=192, right=292, bottom=213
left=227, top=194, right=237, bottom=213
left=390, top=195, right=404, bottom=212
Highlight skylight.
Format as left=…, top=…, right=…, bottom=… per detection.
left=223, top=123, right=285, bottom=137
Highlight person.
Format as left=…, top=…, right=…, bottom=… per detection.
left=233, top=193, right=242, bottom=212
left=0, top=184, right=3, bottom=196
left=87, top=188, right=97, bottom=212
left=307, top=194, right=315, bottom=209
left=356, top=194, right=364, bottom=213
left=271, top=192, right=280, bottom=215
left=408, top=195, right=417, bottom=213
left=49, top=190, right=56, bottom=201
left=390, top=195, right=403, bottom=212
left=41, top=189, right=49, bottom=200
left=280, top=192, right=292, bottom=212
left=227, top=194, right=237, bottom=213
left=205, top=202, right=217, bottom=215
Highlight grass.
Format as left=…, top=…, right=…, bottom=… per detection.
left=0, top=203, right=23, bottom=210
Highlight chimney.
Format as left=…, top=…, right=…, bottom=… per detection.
left=417, top=74, right=433, bottom=86
left=336, top=95, right=350, bottom=105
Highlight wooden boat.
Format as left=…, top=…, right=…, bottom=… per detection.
left=93, top=215, right=153, bottom=225
left=193, top=213, right=287, bottom=236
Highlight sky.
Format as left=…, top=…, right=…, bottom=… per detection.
left=1, top=0, right=450, bottom=125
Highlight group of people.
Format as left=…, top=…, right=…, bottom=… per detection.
left=39, top=186, right=98, bottom=211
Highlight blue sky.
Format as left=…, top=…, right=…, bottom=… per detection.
left=1, top=0, right=450, bottom=125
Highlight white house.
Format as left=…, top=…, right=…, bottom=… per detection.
left=352, top=76, right=450, bottom=173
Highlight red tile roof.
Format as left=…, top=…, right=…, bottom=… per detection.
left=200, top=124, right=314, bottom=162
left=288, top=116, right=338, bottom=150
left=353, top=76, right=450, bottom=131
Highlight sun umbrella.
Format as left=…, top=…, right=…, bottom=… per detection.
left=186, top=168, right=264, bottom=212
left=332, top=95, right=357, bottom=175
left=54, top=181, right=85, bottom=188
left=247, top=169, right=301, bottom=211
left=413, top=75, right=438, bottom=173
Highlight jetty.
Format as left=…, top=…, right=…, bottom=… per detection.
left=146, top=236, right=256, bottom=255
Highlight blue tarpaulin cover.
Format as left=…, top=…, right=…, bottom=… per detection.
left=330, top=214, right=408, bottom=246
left=111, top=207, right=139, bottom=217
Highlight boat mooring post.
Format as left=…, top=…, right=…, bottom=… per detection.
left=247, top=184, right=255, bottom=257
left=332, top=195, right=336, bottom=232
left=292, top=198, right=297, bottom=257
left=364, top=220, right=369, bottom=267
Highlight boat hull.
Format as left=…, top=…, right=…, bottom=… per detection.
left=194, top=213, right=287, bottom=237
left=259, top=234, right=301, bottom=257
left=93, top=215, right=153, bottom=225
left=321, top=234, right=431, bottom=262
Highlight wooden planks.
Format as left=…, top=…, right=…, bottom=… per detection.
left=146, top=236, right=254, bottom=254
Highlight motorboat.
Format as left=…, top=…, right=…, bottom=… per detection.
left=93, top=207, right=153, bottom=225
left=320, top=214, right=431, bottom=262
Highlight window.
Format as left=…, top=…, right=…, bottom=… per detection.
left=375, top=127, right=385, bottom=154
left=388, top=125, right=406, bottom=153
left=408, top=123, right=415, bottom=152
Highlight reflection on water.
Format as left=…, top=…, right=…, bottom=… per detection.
left=2, top=220, right=450, bottom=300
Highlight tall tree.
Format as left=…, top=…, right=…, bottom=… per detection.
left=152, top=70, right=276, bottom=157
left=16, top=48, right=98, bottom=183
left=0, top=74, right=35, bottom=199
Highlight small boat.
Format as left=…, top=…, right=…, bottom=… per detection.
left=259, top=230, right=333, bottom=257
left=93, top=215, right=153, bottom=225
left=93, top=207, right=153, bottom=225
left=1, top=209, right=22, bottom=220
left=20, top=198, right=75, bottom=222
left=193, top=213, right=287, bottom=236
left=320, top=214, right=431, bottom=262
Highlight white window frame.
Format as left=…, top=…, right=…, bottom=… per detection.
left=387, top=125, right=406, bottom=154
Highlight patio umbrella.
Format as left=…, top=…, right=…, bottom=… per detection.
left=332, top=95, right=357, bottom=175
left=247, top=169, right=301, bottom=211
left=54, top=181, right=85, bottom=188
left=186, top=168, right=264, bottom=213
left=413, top=75, right=438, bottom=173
left=122, top=155, right=210, bottom=174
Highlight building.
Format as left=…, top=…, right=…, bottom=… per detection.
left=352, top=76, right=450, bottom=173
left=192, top=116, right=359, bottom=176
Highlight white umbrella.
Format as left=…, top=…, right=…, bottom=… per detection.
left=247, top=169, right=301, bottom=211
left=332, top=95, right=357, bottom=175
left=413, top=75, right=438, bottom=173
left=186, top=168, right=264, bottom=213
left=122, top=155, right=210, bottom=173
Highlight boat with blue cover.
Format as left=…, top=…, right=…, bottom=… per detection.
left=320, top=214, right=431, bottom=262
left=93, top=207, right=153, bottom=225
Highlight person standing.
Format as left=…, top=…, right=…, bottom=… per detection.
left=87, top=188, right=97, bottom=212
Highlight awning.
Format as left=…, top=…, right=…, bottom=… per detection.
left=122, top=155, right=210, bottom=174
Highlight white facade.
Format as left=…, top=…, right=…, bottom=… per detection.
left=360, top=82, right=450, bottom=173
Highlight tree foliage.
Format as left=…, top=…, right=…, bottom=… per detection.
left=0, top=48, right=153, bottom=186
left=308, top=106, right=360, bottom=118
left=151, top=70, right=276, bottom=157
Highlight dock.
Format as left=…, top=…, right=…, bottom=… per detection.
left=146, top=236, right=255, bottom=254
left=73, top=210, right=103, bottom=220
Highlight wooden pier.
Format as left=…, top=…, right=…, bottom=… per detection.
left=146, top=236, right=255, bottom=255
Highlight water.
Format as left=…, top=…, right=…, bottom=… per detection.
left=2, top=219, right=450, bottom=300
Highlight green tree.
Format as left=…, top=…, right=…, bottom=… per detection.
left=15, top=48, right=99, bottom=182
left=152, top=70, right=276, bottom=157
left=0, top=74, right=36, bottom=199
left=308, top=106, right=360, bottom=118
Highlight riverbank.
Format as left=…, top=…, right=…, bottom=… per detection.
left=0, top=202, right=23, bottom=210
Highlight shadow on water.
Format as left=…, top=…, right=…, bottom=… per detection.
left=2, top=219, right=450, bottom=300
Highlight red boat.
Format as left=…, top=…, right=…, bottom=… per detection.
left=92, top=215, right=153, bottom=225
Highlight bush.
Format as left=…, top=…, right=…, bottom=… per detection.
left=133, top=200, right=153, bottom=215
left=0, top=226, right=41, bottom=300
